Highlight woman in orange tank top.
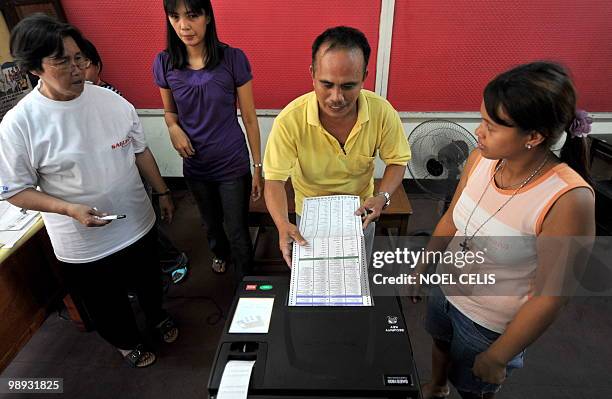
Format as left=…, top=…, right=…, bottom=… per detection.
left=415, top=62, right=596, bottom=399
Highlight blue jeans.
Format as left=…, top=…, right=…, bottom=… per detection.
left=425, top=285, right=525, bottom=395
left=186, top=173, right=253, bottom=282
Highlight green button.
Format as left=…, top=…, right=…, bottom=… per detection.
left=259, top=284, right=273, bottom=291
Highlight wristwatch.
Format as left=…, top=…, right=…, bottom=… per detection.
left=376, top=191, right=391, bottom=209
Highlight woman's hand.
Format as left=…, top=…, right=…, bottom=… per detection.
left=405, top=271, right=424, bottom=303
left=169, top=125, right=195, bottom=158
left=158, top=195, right=175, bottom=224
left=251, top=170, right=263, bottom=201
left=67, top=204, right=110, bottom=227
left=400, top=262, right=428, bottom=303
left=473, top=350, right=507, bottom=385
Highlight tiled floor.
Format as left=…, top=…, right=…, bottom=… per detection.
left=1, top=191, right=611, bottom=398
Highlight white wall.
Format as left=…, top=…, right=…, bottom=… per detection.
left=140, top=109, right=274, bottom=177
left=139, top=109, right=612, bottom=178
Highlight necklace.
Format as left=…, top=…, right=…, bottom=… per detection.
left=460, top=155, right=550, bottom=252
left=497, top=163, right=524, bottom=189
left=497, top=162, right=537, bottom=189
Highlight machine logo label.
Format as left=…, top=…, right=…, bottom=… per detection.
left=385, top=315, right=405, bottom=333
left=384, top=375, right=412, bottom=386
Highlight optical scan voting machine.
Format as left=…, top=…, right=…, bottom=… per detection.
left=208, top=196, right=422, bottom=399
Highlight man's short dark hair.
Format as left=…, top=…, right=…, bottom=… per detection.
left=311, top=26, right=371, bottom=73
left=10, top=13, right=88, bottom=72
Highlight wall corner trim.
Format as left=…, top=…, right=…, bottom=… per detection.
left=375, top=0, right=395, bottom=99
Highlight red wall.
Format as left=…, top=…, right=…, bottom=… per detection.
left=61, top=1, right=612, bottom=112
left=387, top=0, right=612, bottom=112
left=61, top=0, right=381, bottom=109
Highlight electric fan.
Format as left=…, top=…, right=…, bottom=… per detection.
left=407, top=120, right=477, bottom=207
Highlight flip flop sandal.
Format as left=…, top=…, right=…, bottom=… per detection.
left=156, top=317, right=179, bottom=343
left=212, top=258, right=227, bottom=274
left=124, top=345, right=156, bottom=368
left=171, top=266, right=188, bottom=284
left=161, top=252, right=189, bottom=274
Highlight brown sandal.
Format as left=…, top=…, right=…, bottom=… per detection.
left=124, top=345, right=156, bottom=368
left=212, top=258, right=226, bottom=274
left=156, top=317, right=179, bottom=343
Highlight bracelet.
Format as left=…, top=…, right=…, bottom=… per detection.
left=153, top=189, right=171, bottom=197
left=252, top=163, right=263, bottom=168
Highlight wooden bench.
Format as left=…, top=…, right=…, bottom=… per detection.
left=249, top=179, right=413, bottom=264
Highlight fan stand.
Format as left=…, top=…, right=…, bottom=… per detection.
left=407, top=198, right=446, bottom=237
left=405, top=120, right=477, bottom=236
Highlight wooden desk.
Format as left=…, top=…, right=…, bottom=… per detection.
left=249, top=179, right=413, bottom=235
left=589, top=134, right=612, bottom=168
left=0, top=217, right=90, bottom=372
left=590, top=135, right=612, bottom=235
left=0, top=218, right=62, bottom=371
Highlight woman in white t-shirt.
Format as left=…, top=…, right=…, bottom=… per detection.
left=0, top=14, right=177, bottom=368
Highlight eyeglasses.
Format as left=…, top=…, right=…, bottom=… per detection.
left=44, top=55, right=91, bottom=71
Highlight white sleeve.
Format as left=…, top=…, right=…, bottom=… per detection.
left=129, top=105, right=148, bottom=154
left=0, top=114, right=38, bottom=199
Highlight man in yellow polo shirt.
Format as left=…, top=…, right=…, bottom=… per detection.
left=263, top=26, right=411, bottom=267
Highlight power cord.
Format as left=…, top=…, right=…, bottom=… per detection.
left=165, top=294, right=227, bottom=326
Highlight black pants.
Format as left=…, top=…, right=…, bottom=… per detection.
left=146, top=180, right=181, bottom=265
left=157, top=227, right=181, bottom=266
left=186, top=172, right=253, bottom=282
left=61, top=228, right=167, bottom=350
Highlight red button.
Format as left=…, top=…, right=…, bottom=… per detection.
left=245, top=284, right=258, bottom=291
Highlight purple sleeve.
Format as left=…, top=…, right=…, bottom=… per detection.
left=230, top=47, right=252, bottom=87
left=152, top=51, right=170, bottom=89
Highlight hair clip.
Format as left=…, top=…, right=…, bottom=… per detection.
left=568, top=109, right=593, bottom=138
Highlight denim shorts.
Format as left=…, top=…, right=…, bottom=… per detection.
left=425, top=285, right=525, bottom=395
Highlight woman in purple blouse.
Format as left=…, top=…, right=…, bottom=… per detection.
left=154, top=0, right=262, bottom=280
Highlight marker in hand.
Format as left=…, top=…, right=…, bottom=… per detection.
left=96, top=214, right=126, bottom=221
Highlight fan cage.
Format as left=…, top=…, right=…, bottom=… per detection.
left=406, top=120, right=477, bottom=200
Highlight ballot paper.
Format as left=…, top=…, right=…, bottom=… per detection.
left=229, top=297, right=274, bottom=334
left=0, top=201, right=39, bottom=249
left=217, top=360, right=256, bottom=399
left=0, top=201, right=38, bottom=231
left=288, top=195, right=372, bottom=306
